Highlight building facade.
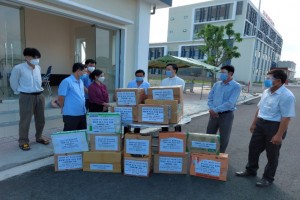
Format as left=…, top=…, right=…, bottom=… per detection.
left=276, top=61, right=296, bottom=81
left=0, top=0, right=172, bottom=100
left=149, top=0, right=283, bottom=84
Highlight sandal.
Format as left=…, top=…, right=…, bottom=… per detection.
left=36, top=138, right=50, bottom=145
left=19, top=143, right=31, bottom=151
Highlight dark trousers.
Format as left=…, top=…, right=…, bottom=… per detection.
left=246, top=119, right=285, bottom=182
left=206, top=111, right=234, bottom=153
left=19, top=93, right=45, bottom=145
left=63, top=115, right=87, bottom=131
left=89, top=102, right=107, bottom=112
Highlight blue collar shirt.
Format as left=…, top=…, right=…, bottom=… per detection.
left=58, top=74, right=86, bottom=116
left=81, top=74, right=92, bottom=99
left=127, top=79, right=150, bottom=94
left=258, top=85, right=296, bottom=122
left=207, top=79, right=241, bottom=113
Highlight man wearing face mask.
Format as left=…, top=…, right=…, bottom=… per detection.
left=10, top=47, right=49, bottom=150
left=206, top=65, right=241, bottom=153
left=126, top=69, right=150, bottom=133
left=81, top=59, right=96, bottom=111
left=161, top=64, right=185, bottom=89
left=58, top=63, right=86, bottom=131
left=236, top=69, right=295, bottom=187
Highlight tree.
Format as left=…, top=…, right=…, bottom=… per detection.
left=197, top=23, right=242, bottom=84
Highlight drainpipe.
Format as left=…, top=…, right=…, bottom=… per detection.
left=151, top=5, right=156, bottom=15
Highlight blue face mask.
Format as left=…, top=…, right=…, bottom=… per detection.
left=136, top=77, right=143, bottom=82
left=219, top=73, right=228, bottom=81
left=166, top=71, right=172, bottom=77
left=264, top=79, right=273, bottom=88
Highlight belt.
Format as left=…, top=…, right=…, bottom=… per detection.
left=258, top=118, right=280, bottom=123
left=20, top=92, right=43, bottom=95
left=218, top=110, right=233, bottom=114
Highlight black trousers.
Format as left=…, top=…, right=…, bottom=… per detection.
left=206, top=111, right=234, bottom=153
left=246, top=118, right=285, bottom=182
left=63, top=115, right=87, bottom=131
left=89, top=102, right=106, bottom=112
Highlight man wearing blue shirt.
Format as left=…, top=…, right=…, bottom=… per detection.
left=206, top=65, right=241, bottom=153
left=81, top=59, right=96, bottom=111
left=58, top=63, right=86, bottom=131
left=236, top=69, right=296, bottom=187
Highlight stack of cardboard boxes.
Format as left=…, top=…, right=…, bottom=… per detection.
left=187, top=132, right=229, bottom=181
left=83, top=113, right=122, bottom=173
left=153, top=132, right=188, bottom=174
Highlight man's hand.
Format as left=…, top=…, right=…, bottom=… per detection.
left=250, top=124, right=256, bottom=134
left=270, top=134, right=282, bottom=145
left=209, top=109, right=219, bottom=118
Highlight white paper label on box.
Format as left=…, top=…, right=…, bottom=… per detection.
left=142, top=107, right=164, bottom=122
left=159, top=156, right=183, bottom=172
left=114, top=107, right=133, bottom=121
left=126, top=139, right=150, bottom=155
left=51, top=131, right=88, bottom=154
left=124, top=159, right=148, bottom=176
left=152, top=89, right=174, bottom=100
left=90, top=163, right=113, bottom=171
left=57, top=154, right=82, bottom=170
left=195, top=159, right=221, bottom=177
left=160, top=137, right=184, bottom=153
left=95, top=136, right=119, bottom=151
left=87, top=114, right=121, bottom=133
left=191, top=141, right=217, bottom=150
left=117, top=91, right=136, bottom=105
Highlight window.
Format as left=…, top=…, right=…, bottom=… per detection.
left=236, top=1, right=243, bottom=15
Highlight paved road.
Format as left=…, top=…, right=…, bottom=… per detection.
left=0, top=87, right=299, bottom=200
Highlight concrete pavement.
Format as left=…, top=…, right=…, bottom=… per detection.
left=0, top=85, right=259, bottom=181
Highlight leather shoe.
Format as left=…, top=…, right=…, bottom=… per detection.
left=235, top=170, right=256, bottom=177
left=256, top=178, right=272, bottom=187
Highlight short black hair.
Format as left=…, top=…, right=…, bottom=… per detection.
left=166, top=63, right=178, bottom=73
left=89, top=69, right=103, bottom=80
left=221, top=65, right=235, bottom=74
left=72, top=63, right=85, bottom=72
left=267, top=69, right=287, bottom=84
left=85, top=59, right=96, bottom=65
left=23, top=48, right=41, bottom=58
left=135, top=69, right=145, bottom=76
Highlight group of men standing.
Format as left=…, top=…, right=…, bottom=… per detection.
left=10, top=47, right=295, bottom=188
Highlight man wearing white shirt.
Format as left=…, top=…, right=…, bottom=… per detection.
left=161, top=64, right=185, bottom=132
left=161, top=63, right=185, bottom=89
left=10, top=48, right=49, bottom=151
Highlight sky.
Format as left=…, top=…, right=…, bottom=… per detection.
left=150, top=0, right=300, bottom=78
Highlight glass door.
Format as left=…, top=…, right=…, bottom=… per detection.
left=0, top=4, right=24, bottom=99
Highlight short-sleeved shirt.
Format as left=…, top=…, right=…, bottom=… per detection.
left=81, top=74, right=92, bottom=99
left=58, top=74, right=86, bottom=116
left=258, top=85, right=296, bottom=122
left=207, top=79, right=241, bottom=113
left=161, top=76, right=185, bottom=89
left=127, top=80, right=150, bottom=94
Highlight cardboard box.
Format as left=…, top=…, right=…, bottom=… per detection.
left=124, top=133, right=152, bottom=158
left=148, top=86, right=183, bottom=103
left=51, top=130, right=89, bottom=154
left=138, top=104, right=170, bottom=124
left=54, top=153, right=83, bottom=171
left=124, top=157, right=151, bottom=177
left=115, top=88, right=146, bottom=106
left=83, top=151, right=122, bottom=173
left=145, top=99, right=183, bottom=124
left=187, top=132, right=220, bottom=155
left=159, top=132, right=187, bottom=156
left=111, top=106, right=138, bottom=122
left=89, top=134, right=121, bottom=152
left=153, top=153, right=188, bottom=174
left=190, top=153, right=229, bottom=181
left=86, top=112, right=121, bottom=134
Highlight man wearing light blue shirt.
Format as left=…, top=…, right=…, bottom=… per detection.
left=58, top=63, right=86, bottom=131
left=206, top=65, right=241, bottom=153
left=81, top=59, right=96, bottom=111
left=236, top=69, right=295, bottom=187
left=127, top=69, right=150, bottom=94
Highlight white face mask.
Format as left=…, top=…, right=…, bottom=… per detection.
left=98, top=76, right=105, bottom=83
left=30, top=59, right=39, bottom=66
left=87, top=66, right=95, bottom=72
